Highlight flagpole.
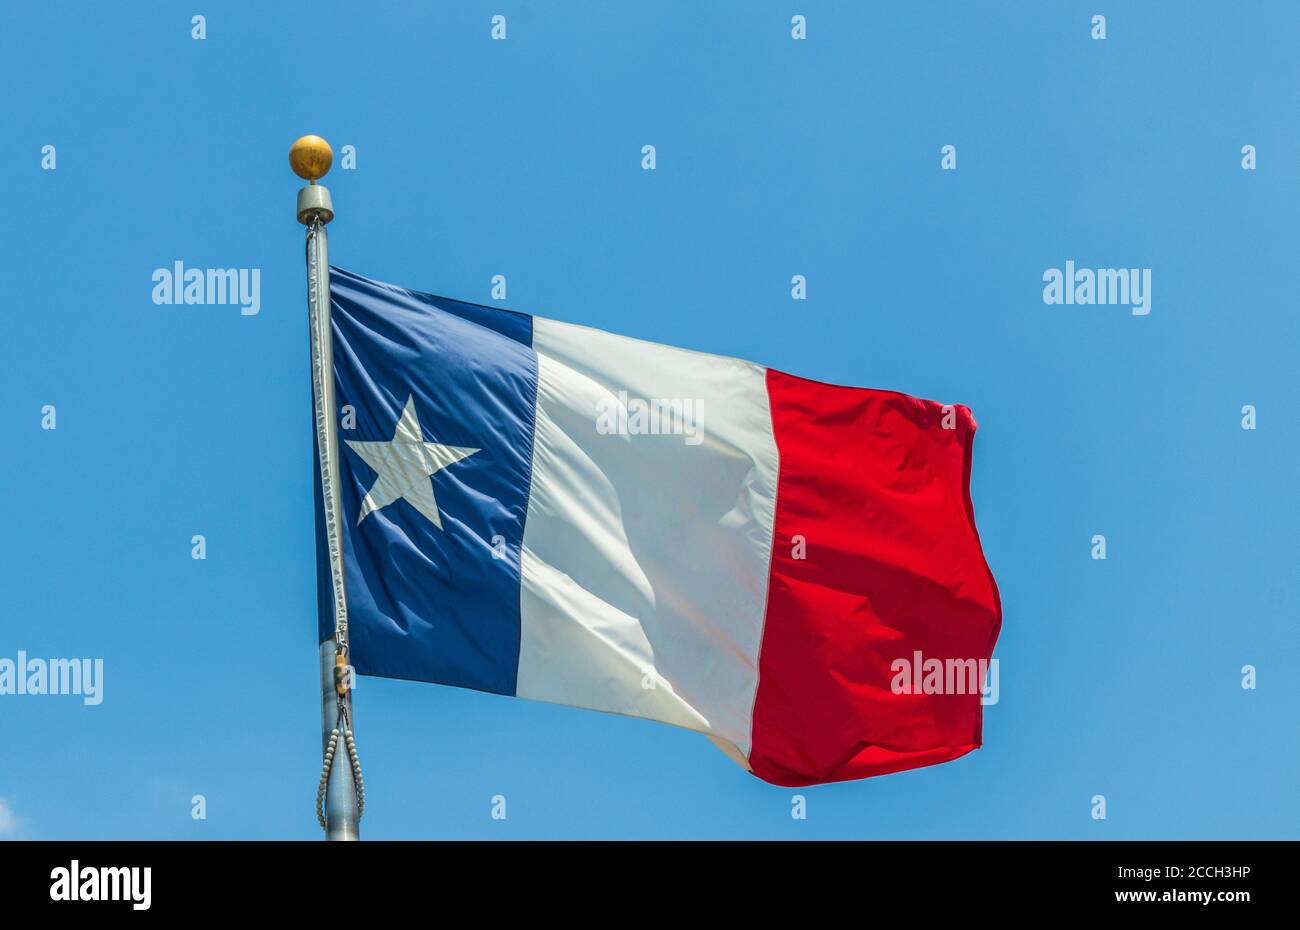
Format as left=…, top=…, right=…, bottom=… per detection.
left=292, top=135, right=362, bottom=841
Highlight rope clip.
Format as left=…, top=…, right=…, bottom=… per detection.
left=333, top=651, right=351, bottom=697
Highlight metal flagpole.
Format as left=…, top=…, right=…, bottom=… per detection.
left=292, top=135, right=362, bottom=841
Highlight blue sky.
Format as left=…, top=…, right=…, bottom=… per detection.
left=1, top=1, right=1296, bottom=839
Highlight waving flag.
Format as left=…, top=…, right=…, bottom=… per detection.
left=321, top=267, right=1001, bottom=787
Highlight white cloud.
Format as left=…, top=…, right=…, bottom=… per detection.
left=0, top=797, right=18, bottom=838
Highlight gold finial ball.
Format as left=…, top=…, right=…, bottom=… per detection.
left=289, top=135, right=333, bottom=182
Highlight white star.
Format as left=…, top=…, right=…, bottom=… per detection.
left=345, top=395, right=480, bottom=529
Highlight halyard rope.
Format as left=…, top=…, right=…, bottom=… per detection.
left=316, top=700, right=365, bottom=831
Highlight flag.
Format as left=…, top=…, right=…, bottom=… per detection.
left=320, top=267, right=1001, bottom=787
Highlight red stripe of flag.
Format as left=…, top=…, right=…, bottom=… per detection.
left=750, top=369, right=1002, bottom=787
